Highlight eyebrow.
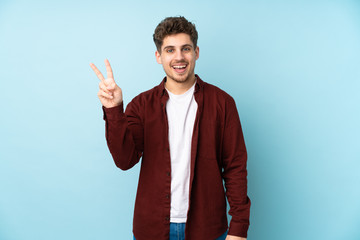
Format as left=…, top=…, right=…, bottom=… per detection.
left=163, top=44, right=193, bottom=51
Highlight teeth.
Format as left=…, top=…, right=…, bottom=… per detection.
left=173, top=65, right=186, bottom=69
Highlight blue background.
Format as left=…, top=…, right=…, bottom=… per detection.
left=0, top=0, right=359, bottom=239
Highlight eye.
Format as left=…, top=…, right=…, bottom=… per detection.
left=183, top=47, right=191, bottom=51
left=166, top=49, right=174, bottom=53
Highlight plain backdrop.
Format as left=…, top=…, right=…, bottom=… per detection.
left=0, top=0, right=359, bottom=239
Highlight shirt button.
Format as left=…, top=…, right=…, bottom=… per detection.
left=166, top=194, right=170, bottom=199
left=161, top=103, right=164, bottom=107
left=165, top=216, right=170, bottom=221
left=166, top=172, right=170, bottom=177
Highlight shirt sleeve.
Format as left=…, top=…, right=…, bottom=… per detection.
left=102, top=99, right=144, bottom=170
left=221, top=96, right=251, bottom=238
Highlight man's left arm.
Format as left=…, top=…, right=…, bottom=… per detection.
left=221, top=96, right=251, bottom=239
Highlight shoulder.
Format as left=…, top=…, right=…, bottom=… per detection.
left=124, top=84, right=161, bottom=118
left=129, top=84, right=162, bottom=105
left=200, top=80, right=240, bottom=120
left=202, top=81, right=235, bottom=104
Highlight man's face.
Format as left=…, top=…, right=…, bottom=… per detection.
left=155, top=33, right=199, bottom=84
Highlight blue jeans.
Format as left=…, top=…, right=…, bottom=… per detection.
left=133, top=222, right=227, bottom=240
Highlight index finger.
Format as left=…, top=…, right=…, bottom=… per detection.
left=90, top=63, right=106, bottom=82
left=105, top=59, right=114, bottom=79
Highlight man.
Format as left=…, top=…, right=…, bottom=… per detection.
left=90, top=16, right=250, bottom=240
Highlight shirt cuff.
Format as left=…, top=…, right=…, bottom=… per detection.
left=228, top=221, right=249, bottom=238
left=102, top=103, right=125, bottom=120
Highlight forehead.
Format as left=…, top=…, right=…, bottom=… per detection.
left=162, top=33, right=193, bottom=48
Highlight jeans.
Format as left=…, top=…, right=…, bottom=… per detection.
left=133, top=222, right=227, bottom=240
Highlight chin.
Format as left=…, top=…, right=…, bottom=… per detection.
left=173, top=76, right=191, bottom=83
left=165, top=67, right=195, bottom=83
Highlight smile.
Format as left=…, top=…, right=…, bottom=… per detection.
left=172, top=64, right=188, bottom=74
left=172, top=65, right=187, bottom=69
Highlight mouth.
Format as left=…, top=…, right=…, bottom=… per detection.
left=172, top=64, right=188, bottom=74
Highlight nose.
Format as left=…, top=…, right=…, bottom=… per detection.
left=174, top=49, right=185, bottom=61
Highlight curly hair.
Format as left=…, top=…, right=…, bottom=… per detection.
left=153, top=16, right=198, bottom=52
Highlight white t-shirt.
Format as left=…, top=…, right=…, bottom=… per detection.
left=166, top=83, right=198, bottom=223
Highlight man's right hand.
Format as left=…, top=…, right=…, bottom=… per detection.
left=90, top=59, right=123, bottom=108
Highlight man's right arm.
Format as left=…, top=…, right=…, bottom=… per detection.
left=102, top=102, right=143, bottom=170
left=90, top=59, right=143, bottom=170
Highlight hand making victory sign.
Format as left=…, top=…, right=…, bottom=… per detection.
left=90, top=59, right=123, bottom=108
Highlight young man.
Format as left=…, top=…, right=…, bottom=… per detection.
left=90, top=16, right=250, bottom=240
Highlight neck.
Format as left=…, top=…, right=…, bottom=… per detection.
left=165, top=75, right=196, bottom=95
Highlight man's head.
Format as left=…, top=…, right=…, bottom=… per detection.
left=154, top=17, right=199, bottom=85
left=153, top=16, right=198, bottom=53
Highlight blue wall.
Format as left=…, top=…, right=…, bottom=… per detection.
left=0, top=0, right=359, bottom=239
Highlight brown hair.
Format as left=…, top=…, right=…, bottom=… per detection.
left=153, top=16, right=198, bottom=52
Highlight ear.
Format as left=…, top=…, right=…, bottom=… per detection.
left=155, top=50, right=162, bottom=64
left=195, top=46, right=199, bottom=60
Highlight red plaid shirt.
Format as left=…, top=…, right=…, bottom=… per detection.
left=102, top=75, right=250, bottom=239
